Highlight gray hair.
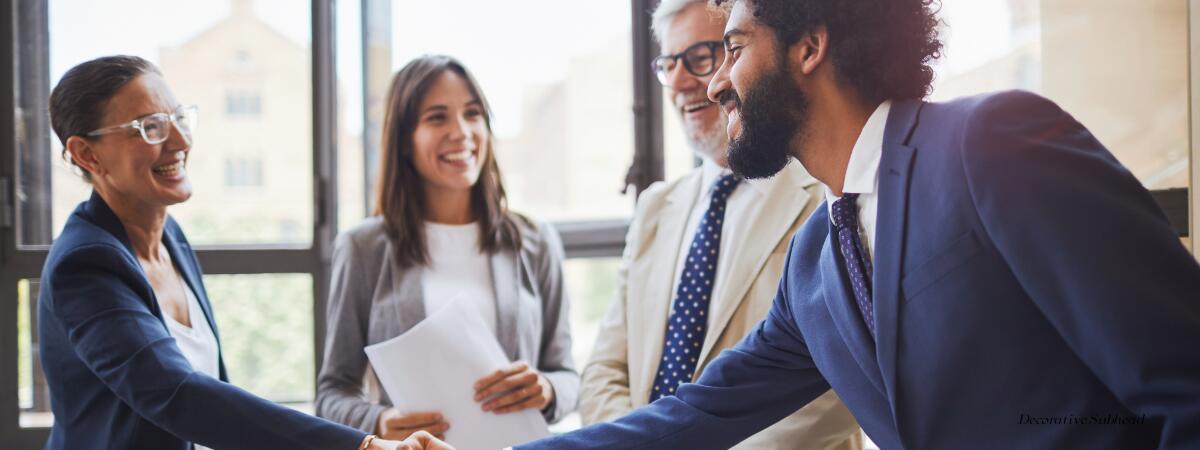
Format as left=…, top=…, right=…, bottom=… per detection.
left=650, top=0, right=710, bottom=43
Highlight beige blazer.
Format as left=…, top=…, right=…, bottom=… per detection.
left=579, top=162, right=861, bottom=450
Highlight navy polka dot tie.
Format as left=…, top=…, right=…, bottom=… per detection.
left=831, top=193, right=875, bottom=336
left=650, top=173, right=741, bottom=402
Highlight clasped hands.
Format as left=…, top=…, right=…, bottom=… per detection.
left=376, top=361, right=553, bottom=444
left=368, top=431, right=452, bottom=450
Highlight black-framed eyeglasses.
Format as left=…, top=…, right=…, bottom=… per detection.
left=86, top=105, right=198, bottom=145
left=651, top=41, right=723, bottom=86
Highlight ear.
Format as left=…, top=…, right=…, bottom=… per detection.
left=65, top=136, right=104, bottom=178
left=786, top=25, right=830, bottom=76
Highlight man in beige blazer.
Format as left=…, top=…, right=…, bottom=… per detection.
left=577, top=1, right=861, bottom=448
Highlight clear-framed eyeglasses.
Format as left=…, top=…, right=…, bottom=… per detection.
left=651, top=41, right=724, bottom=86
left=86, top=105, right=198, bottom=145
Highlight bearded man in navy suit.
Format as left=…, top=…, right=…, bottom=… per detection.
left=517, top=0, right=1200, bottom=448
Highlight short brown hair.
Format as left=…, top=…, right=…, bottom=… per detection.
left=49, top=55, right=161, bottom=182
left=374, top=55, right=521, bottom=269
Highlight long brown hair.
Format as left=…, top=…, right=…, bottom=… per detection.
left=374, top=55, right=520, bottom=269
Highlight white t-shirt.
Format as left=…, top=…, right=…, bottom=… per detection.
left=162, top=280, right=220, bottom=450
left=421, top=222, right=498, bottom=334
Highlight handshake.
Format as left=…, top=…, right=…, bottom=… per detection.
left=369, top=431, right=455, bottom=450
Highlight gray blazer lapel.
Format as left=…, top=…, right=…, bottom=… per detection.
left=490, top=249, right=521, bottom=361
left=391, top=264, right=428, bottom=334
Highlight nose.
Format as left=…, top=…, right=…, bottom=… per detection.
left=707, top=56, right=732, bottom=104
left=164, top=120, right=192, bottom=150
left=448, top=113, right=471, bottom=143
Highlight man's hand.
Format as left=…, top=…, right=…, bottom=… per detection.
left=473, top=361, right=554, bottom=414
left=377, top=409, right=449, bottom=440
left=401, top=431, right=454, bottom=450
left=369, top=431, right=454, bottom=450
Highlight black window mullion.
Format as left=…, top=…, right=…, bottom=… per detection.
left=627, top=0, right=665, bottom=196
left=311, top=0, right=338, bottom=384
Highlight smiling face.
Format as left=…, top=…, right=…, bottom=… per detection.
left=73, top=73, right=194, bottom=209
left=661, top=3, right=730, bottom=163
left=707, top=0, right=809, bottom=179
left=409, top=70, right=490, bottom=196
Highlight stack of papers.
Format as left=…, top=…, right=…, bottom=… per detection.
left=365, top=296, right=550, bottom=450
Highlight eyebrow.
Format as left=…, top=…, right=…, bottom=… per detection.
left=125, top=104, right=183, bottom=123
left=421, top=105, right=448, bottom=115
left=421, top=99, right=482, bottom=115
left=723, top=29, right=749, bottom=47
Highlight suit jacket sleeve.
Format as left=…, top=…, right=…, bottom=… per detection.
left=46, top=243, right=364, bottom=450
left=577, top=195, right=646, bottom=425
left=531, top=221, right=580, bottom=423
left=517, top=236, right=832, bottom=449
left=315, top=230, right=390, bottom=432
left=962, top=90, right=1200, bottom=449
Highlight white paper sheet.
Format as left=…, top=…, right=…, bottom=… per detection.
left=365, top=296, right=550, bottom=450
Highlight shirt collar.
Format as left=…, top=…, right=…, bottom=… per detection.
left=824, top=100, right=892, bottom=204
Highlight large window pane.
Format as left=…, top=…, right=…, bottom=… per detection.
left=337, top=0, right=368, bottom=232
left=17, top=279, right=52, bottom=429
left=44, top=0, right=315, bottom=245
left=204, top=273, right=314, bottom=403
left=562, top=257, right=622, bottom=368
left=385, top=1, right=635, bottom=222
left=15, top=272, right=315, bottom=429
left=932, top=0, right=1188, bottom=189
left=555, top=257, right=620, bottom=433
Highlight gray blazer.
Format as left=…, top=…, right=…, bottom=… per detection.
left=315, top=215, right=578, bottom=433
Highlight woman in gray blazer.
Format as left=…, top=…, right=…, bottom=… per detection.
left=316, top=55, right=578, bottom=441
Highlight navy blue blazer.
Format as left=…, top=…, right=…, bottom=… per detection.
left=518, top=91, right=1200, bottom=449
left=38, top=192, right=365, bottom=450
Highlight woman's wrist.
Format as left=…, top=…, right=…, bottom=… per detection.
left=359, top=434, right=378, bottom=450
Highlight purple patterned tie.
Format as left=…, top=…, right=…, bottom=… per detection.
left=649, top=173, right=741, bottom=401
left=831, top=193, right=875, bottom=336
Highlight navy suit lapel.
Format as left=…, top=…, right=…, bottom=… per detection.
left=162, top=222, right=216, bottom=337
left=82, top=192, right=162, bottom=320
left=874, top=99, right=922, bottom=404
left=162, top=219, right=230, bottom=381
left=819, top=220, right=886, bottom=396
left=83, top=191, right=136, bottom=254
left=84, top=191, right=230, bottom=380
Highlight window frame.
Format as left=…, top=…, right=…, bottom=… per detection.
left=1190, top=0, right=1199, bottom=253
left=0, top=0, right=342, bottom=445
left=1, top=0, right=1193, bottom=447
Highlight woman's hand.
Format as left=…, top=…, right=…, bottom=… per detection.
left=473, top=361, right=554, bottom=414
left=376, top=409, right=449, bottom=441
left=369, top=431, right=454, bottom=450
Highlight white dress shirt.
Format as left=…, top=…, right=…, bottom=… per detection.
left=670, top=158, right=767, bottom=327
left=824, top=100, right=893, bottom=263
left=421, top=222, right=499, bottom=334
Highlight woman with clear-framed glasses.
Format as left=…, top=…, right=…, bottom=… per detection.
left=38, top=55, right=446, bottom=450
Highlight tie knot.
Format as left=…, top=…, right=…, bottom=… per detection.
left=831, top=193, right=860, bottom=230
left=711, top=174, right=741, bottom=200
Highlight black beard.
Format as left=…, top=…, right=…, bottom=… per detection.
left=723, top=62, right=809, bottom=179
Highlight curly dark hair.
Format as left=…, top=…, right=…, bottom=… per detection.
left=713, top=0, right=943, bottom=103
